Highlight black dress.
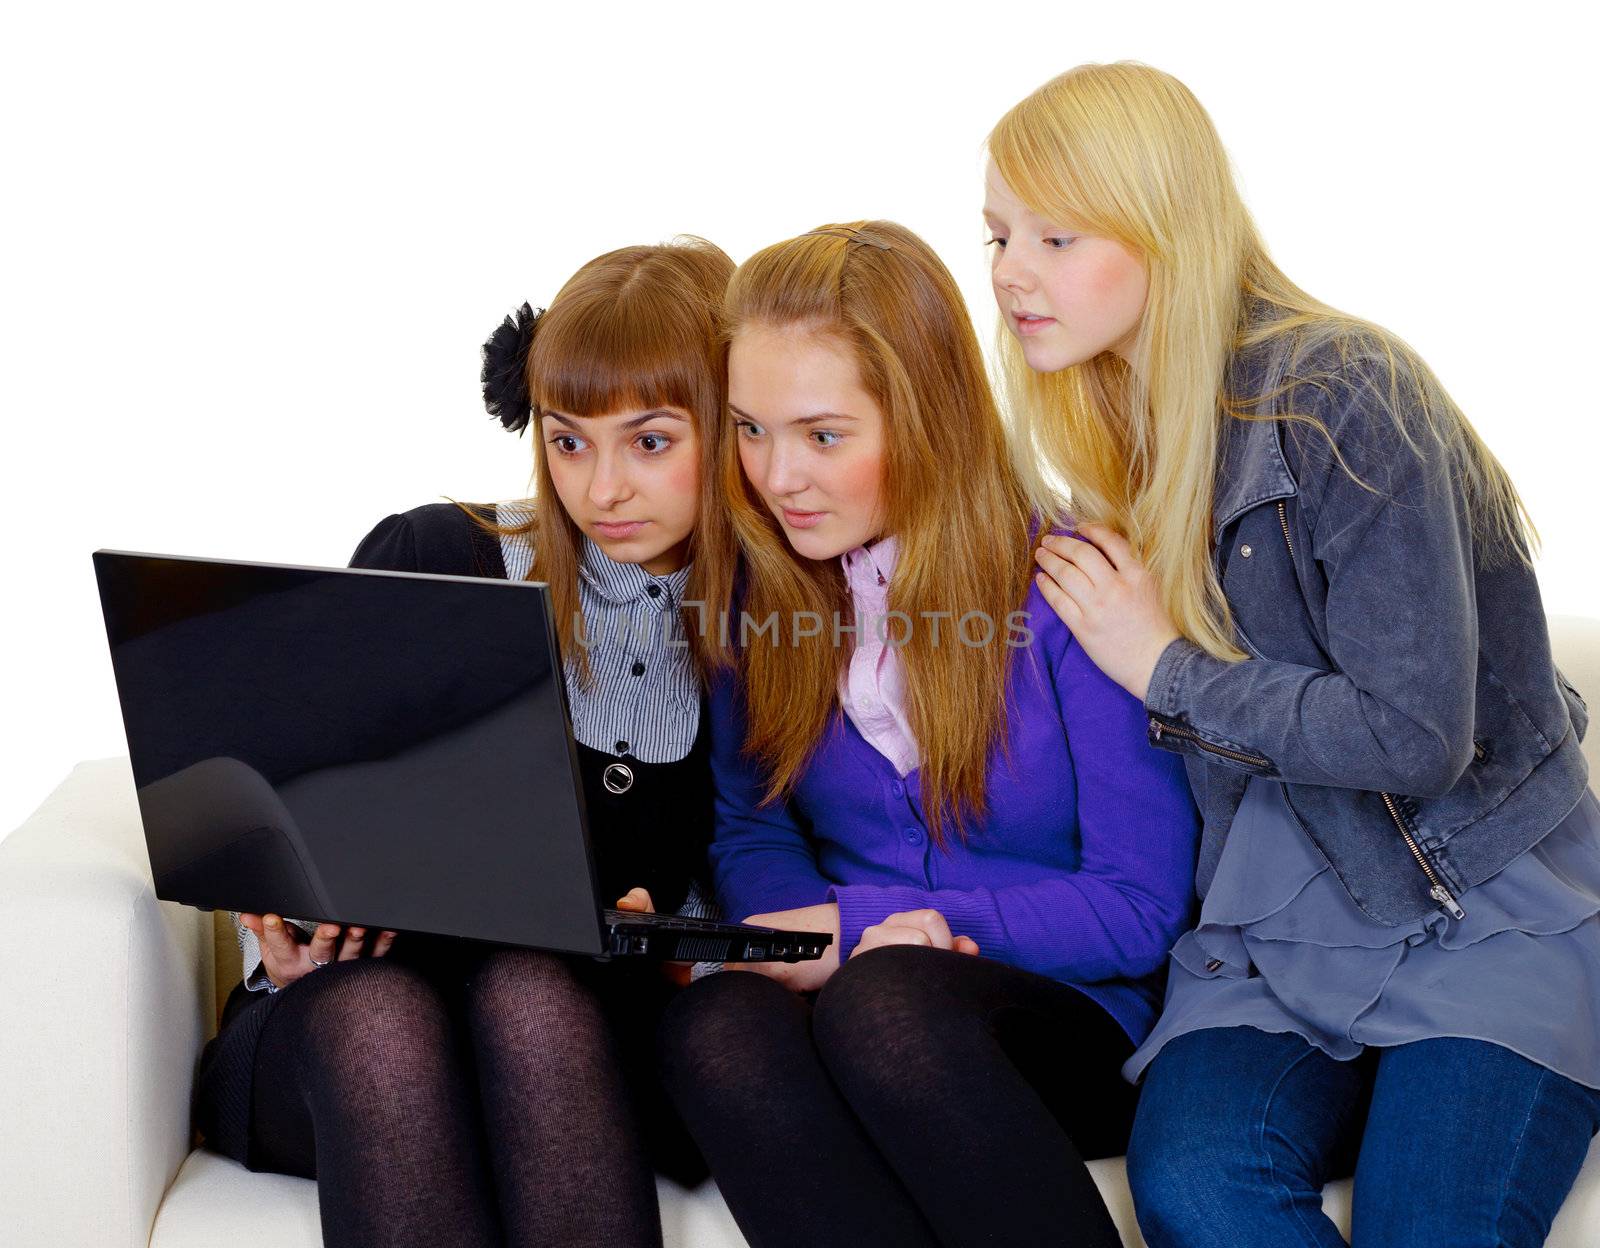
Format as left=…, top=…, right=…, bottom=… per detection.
left=193, top=502, right=713, bottom=1169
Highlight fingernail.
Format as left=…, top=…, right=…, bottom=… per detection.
left=349, top=928, right=365, bottom=938
left=265, top=916, right=279, bottom=929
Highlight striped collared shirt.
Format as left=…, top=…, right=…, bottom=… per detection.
left=497, top=505, right=700, bottom=763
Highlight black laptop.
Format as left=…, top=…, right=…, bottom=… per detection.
left=91, top=550, right=831, bottom=965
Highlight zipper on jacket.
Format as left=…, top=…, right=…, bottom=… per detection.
left=1381, top=791, right=1465, bottom=920
left=1150, top=717, right=1272, bottom=768
left=1272, top=500, right=1464, bottom=920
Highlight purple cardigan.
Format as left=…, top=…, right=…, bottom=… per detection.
left=708, top=575, right=1202, bottom=1044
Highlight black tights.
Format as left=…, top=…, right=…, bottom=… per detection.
left=248, top=943, right=700, bottom=1248
left=658, top=945, right=1138, bottom=1248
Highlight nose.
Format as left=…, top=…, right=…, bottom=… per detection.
left=588, top=445, right=633, bottom=509
left=759, top=435, right=809, bottom=501
left=992, top=242, right=1033, bottom=296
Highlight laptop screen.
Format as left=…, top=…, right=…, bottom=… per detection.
left=93, top=552, right=607, bottom=955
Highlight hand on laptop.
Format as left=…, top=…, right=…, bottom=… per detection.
left=614, top=887, right=655, bottom=913
left=728, top=903, right=844, bottom=993
left=240, top=913, right=398, bottom=990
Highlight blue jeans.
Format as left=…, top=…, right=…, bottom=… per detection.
left=1126, top=1027, right=1600, bottom=1248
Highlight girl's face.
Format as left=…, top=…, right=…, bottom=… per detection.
left=539, top=404, right=699, bottom=574
left=729, top=326, right=887, bottom=562
left=984, top=163, right=1149, bottom=373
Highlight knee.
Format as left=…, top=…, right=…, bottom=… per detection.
left=656, top=970, right=792, bottom=1102
left=285, top=957, right=441, bottom=1032
left=811, top=944, right=948, bottom=1059
left=1125, top=1104, right=1225, bottom=1241
left=1126, top=1039, right=1328, bottom=1242
left=282, top=958, right=451, bottom=1081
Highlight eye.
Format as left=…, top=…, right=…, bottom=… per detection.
left=985, top=236, right=1007, bottom=250
left=548, top=434, right=588, bottom=456
left=1044, top=236, right=1077, bottom=250
left=635, top=432, right=673, bottom=454
left=811, top=430, right=841, bottom=448
left=734, top=419, right=765, bottom=439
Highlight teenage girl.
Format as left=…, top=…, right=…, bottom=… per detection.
left=193, top=236, right=734, bottom=1248
left=986, top=62, right=1600, bottom=1248
left=657, top=219, right=1200, bottom=1248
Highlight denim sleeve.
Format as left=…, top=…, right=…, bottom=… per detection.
left=1145, top=358, right=1480, bottom=797
left=704, top=671, right=835, bottom=921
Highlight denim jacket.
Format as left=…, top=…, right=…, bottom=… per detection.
left=1143, top=340, right=1590, bottom=926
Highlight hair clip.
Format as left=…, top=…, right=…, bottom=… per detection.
left=801, top=228, right=895, bottom=252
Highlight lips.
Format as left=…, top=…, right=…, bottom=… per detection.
left=1013, top=310, right=1056, bottom=336
left=594, top=520, right=648, bottom=539
left=781, top=508, right=827, bottom=530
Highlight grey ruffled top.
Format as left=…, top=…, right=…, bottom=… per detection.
left=1125, top=776, right=1600, bottom=1090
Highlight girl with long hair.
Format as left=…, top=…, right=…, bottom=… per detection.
left=657, top=220, right=1200, bottom=1248
left=988, top=62, right=1600, bottom=1248
left=193, top=236, right=734, bottom=1248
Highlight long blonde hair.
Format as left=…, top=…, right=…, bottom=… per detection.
left=721, top=221, right=1036, bottom=846
left=988, top=62, right=1536, bottom=661
left=471, top=237, right=736, bottom=678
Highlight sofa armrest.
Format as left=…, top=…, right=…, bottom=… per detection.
left=0, top=759, right=214, bottom=1248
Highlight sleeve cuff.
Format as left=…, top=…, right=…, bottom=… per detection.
left=828, top=884, right=1011, bottom=961
left=243, top=960, right=274, bottom=993
left=1145, top=636, right=1203, bottom=718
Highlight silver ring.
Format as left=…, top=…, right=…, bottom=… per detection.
left=309, top=956, right=332, bottom=969
left=602, top=763, right=634, bottom=795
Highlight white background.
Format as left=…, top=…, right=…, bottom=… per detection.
left=3, top=1, right=1595, bottom=842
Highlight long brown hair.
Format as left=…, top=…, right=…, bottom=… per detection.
left=721, top=221, right=1036, bottom=846
left=473, top=236, right=735, bottom=678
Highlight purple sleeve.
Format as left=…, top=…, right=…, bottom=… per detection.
left=705, top=672, right=836, bottom=922
left=832, top=634, right=1199, bottom=979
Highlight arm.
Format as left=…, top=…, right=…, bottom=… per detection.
left=831, top=640, right=1200, bottom=981
left=1145, top=357, right=1481, bottom=797
left=705, top=671, right=837, bottom=922
left=350, top=510, right=421, bottom=571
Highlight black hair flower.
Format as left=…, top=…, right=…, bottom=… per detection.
left=480, top=302, right=543, bottom=434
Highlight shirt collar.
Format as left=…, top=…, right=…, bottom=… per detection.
left=578, top=537, right=692, bottom=608
left=840, top=534, right=899, bottom=595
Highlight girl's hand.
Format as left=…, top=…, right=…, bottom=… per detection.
left=853, top=908, right=980, bottom=958
left=615, top=887, right=656, bottom=913
left=240, top=913, right=397, bottom=990
left=727, top=903, right=842, bottom=993
left=1034, top=522, right=1181, bottom=702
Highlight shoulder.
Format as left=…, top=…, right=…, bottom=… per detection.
left=348, top=501, right=507, bottom=578
left=1013, top=536, right=1074, bottom=669
left=1233, top=321, right=1448, bottom=496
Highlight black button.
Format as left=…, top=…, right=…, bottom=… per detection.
left=615, top=739, right=629, bottom=753
left=631, top=661, right=646, bottom=677
left=646, top=584, right=662, bottom=599
left=1204, top=958, right=1224, bottom=973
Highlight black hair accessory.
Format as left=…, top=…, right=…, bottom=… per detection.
left=480, top=302, right=543, bottom=435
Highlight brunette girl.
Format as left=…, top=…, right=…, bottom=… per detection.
left=194, top=236, right=734, bottom=1248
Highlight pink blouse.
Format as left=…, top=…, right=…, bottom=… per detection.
left=837, top=535, right=919, bottom=777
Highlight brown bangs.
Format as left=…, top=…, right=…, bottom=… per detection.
left=529, top=248, right=717, bottom=421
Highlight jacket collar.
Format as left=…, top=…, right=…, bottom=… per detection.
left=1211, top=411, right=1299, bottom=540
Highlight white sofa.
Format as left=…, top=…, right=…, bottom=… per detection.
left=4, top=618, right=1600, bottom=1248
